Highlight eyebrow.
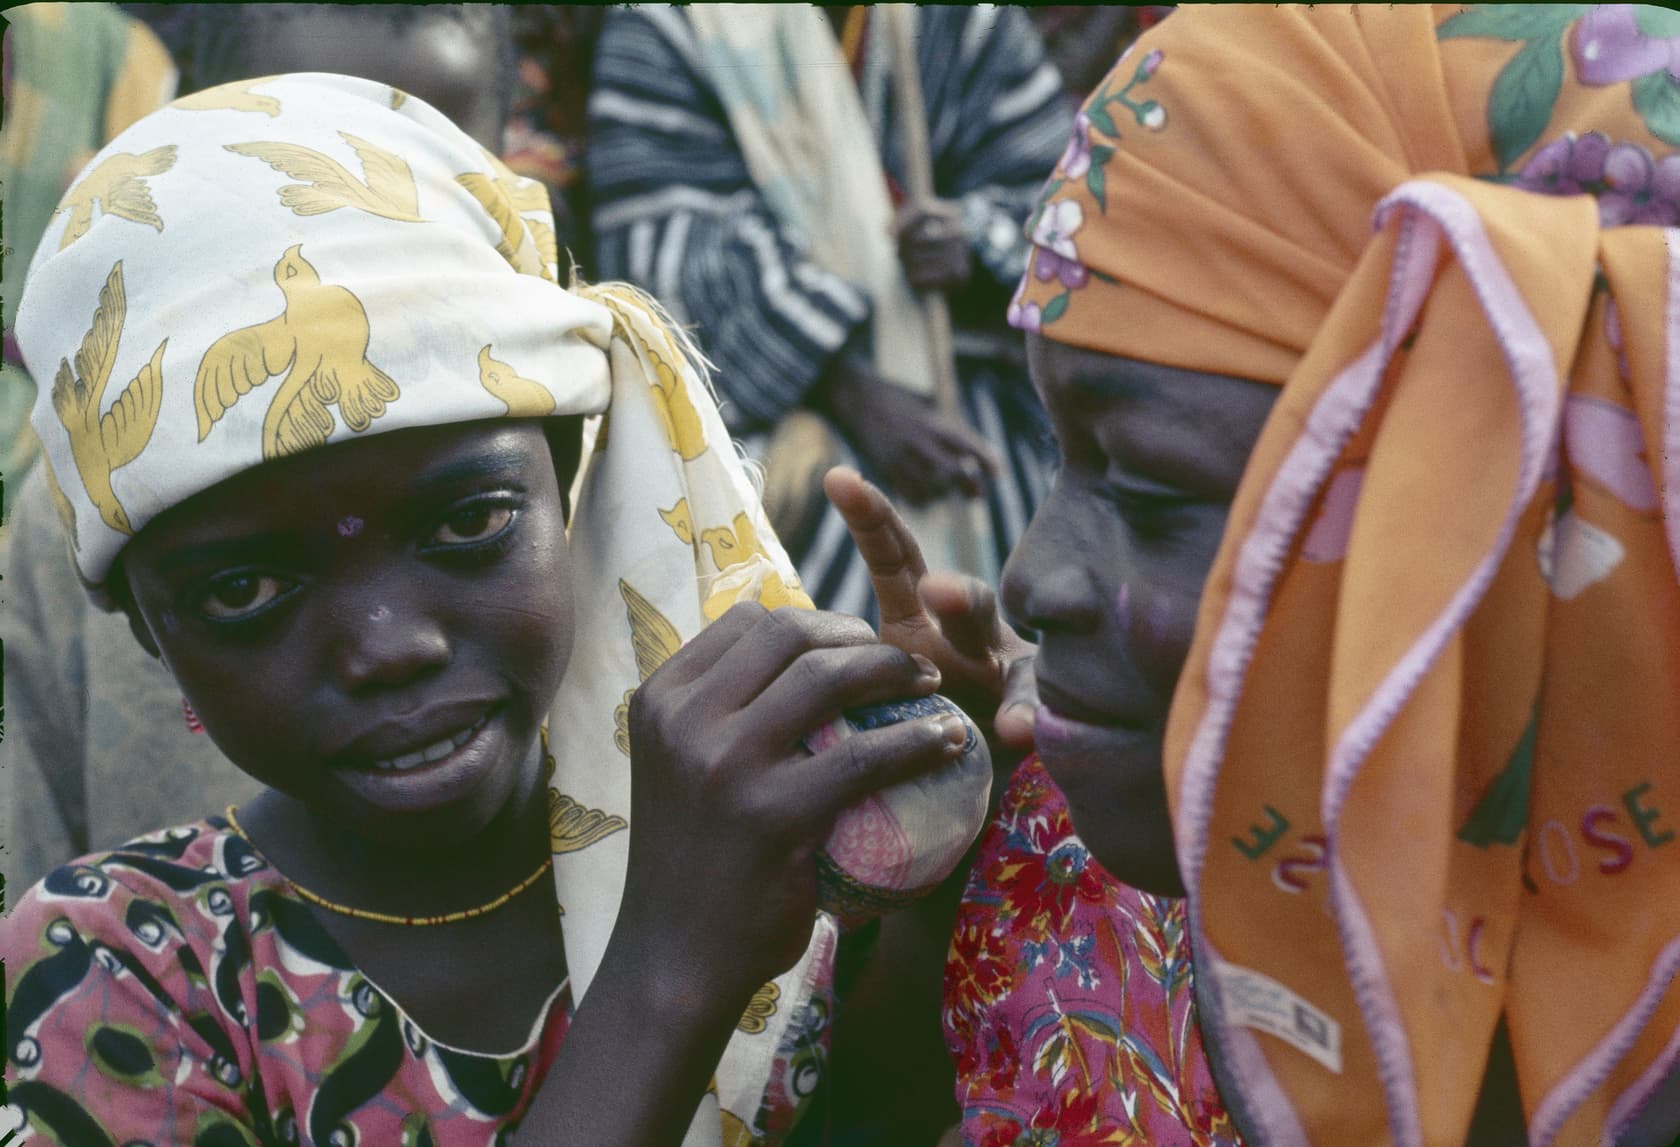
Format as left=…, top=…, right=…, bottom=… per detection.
left=154, top=533, right=305, bottom=577
left=404, top=444, right=537, bottom=502
left=152, top=443, right=538, bottom=576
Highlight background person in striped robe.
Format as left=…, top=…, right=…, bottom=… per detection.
left=587, top=5, right=1072, bottom=621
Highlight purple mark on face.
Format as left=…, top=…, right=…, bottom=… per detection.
left=1115, top=583, right=1133, bottom=639
left=1033, top=703, right=1081, bottom=746
left=161, top=609, right=181, bottom=634
left=368, top=605, right=391, bottom=623
left=336, top=515, right=364, bottom=539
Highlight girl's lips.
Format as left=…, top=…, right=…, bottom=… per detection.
left=368, top=713, right=490, bottom=772
left=1034, top=703, right=1163, bottom=784
left=332, top=708, right=506, bottom=815
left=1034, top=702, right=1153, bottom=743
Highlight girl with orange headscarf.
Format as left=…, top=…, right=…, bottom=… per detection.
left=831, top=5, right=1680, bottom=1144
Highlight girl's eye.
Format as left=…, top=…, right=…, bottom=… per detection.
left=1099, top=474, right=1198, bottom=542
left=429, top=504, right=515, bottom=547
left=197, top=572, right=293, bottom=622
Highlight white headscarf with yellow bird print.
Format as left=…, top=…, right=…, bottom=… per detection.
left=17, top=71, right=858, bottom=1146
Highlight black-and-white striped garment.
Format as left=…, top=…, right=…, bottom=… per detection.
left=589, top=5, right=1071, bottom=620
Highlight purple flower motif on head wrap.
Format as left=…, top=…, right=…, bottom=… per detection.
left=1007, top=297, right=1043, bottom=334
left=1034, top=247, right=1089, bottom=290
left=1059, top=113, right=1093, bottom=180
left=1514, top=131, right=1614, bottom=195
left=1031, top=200, right=1085, bottom=262
left=1573, top=5, right=1680, bottom=86
left=1514, top=130, right=1680, bottom=227
left=1601, top=140, right=1680, bottom=224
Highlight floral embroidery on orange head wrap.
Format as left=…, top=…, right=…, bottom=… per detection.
left=1012, top=6, right=1680, bottom=1146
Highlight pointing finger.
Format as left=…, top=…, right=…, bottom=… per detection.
left=824, top=466, right=933, bottom=632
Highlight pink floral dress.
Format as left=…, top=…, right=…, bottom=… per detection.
left=945, top=756, right=1243, bottom=1146
left=2, top=817, right=569, bottom=1145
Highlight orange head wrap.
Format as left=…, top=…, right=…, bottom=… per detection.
left=1012, top=6, right=1680, bottom=1145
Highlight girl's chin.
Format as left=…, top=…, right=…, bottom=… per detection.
left=1036, top=749, right=1184, bottom=896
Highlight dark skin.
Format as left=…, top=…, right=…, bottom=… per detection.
left=830, top=336, right=1527, bottom=1143
left=816, top=349, right=1000, bottom=508
left=119, top=419, right=971, bottom=1143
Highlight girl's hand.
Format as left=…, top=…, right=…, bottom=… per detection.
left=613, top=602, right=969, bottom=1008
left=824, top=466, right=1037, bottom=752
left=521, top=606, right=966, bottom=1145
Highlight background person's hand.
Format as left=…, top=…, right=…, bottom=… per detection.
left=825, top=466, right=1037, bottom=755
left=615, top=602, right=970, bottom=1007
left=819, top=355, right=998, bottom=507
left=893, top=199, right=972, bottom=293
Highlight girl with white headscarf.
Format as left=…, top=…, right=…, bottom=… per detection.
left=1, top=72, right=987, bottom=1145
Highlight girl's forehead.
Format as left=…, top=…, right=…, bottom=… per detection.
left=1032, top=337, right=1276, bottom=487
left=127, top=422, right=550, bottom=556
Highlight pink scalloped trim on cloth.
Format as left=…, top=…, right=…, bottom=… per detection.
left=1177, top=177, right=1566, bottom=1147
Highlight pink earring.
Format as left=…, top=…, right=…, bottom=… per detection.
left=182, top=698, right=205, bottom=734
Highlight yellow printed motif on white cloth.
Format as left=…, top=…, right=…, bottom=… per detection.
left=51, top=262, right=163, bottom=534
left=612, top=579, right=681, bottom=757
left=52, top=146, right=177, bottom=250
left=194, top=245, right=400, bottom=460
left=17, top=73, right=978, bottom=1147
left=173, top=77, right=281, bottom=117
left=227, top=132, right=422, bottom=221
left=478, top=345, right=556, bottom=417
left=457, top=149, right=555, bottom=281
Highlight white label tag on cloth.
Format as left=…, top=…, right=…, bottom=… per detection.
left=1217, top=961, right=1343, bottom=1074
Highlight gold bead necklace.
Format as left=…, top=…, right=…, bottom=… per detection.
left=223, top=804, right=554, bottom=928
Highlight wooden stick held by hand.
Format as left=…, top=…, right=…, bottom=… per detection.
left=881, top=4, right=987, bottom=580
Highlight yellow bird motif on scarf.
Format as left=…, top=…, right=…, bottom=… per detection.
left=477, top=345, right=555, bottom=417
left=700, top=511, right=770, bottom=571
left=53, top=146, right=177, bottom=251
left=51, top=262, right=165, bottom=535
left=456, top=151, right=556, bottom=279
left=695, top=510, right=812, bottom=619
left=579, top=283, right=709, bottom=459
left=225, top=132, right=421, bottom=222
left=613, top=579, right=683, bottom=757
left=645, top=342, right=707, bottom=462
left=659, top=497, right=697, bottom=548
left=485, top=149, right=552, bottom=214
left=173, top=78, right=282, bottom=117
left=527, top=216, right=560, bottom=275
left=195, top=245, right=400, bottom=460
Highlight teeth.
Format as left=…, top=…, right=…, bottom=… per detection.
left=371, top=715, right=487, bottom=771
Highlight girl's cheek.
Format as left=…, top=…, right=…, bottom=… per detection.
left=1126, top=584, right=1197, bottom=691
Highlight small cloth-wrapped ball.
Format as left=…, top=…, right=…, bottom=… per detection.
left=805, top=694, right=991, bottom=927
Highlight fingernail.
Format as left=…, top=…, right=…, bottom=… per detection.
left=912, top=654, right=940, bottom=680
left=936, top=713, right=970, bottom=750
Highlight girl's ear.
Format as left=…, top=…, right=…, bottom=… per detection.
left=109, top=560, right=164, bottom=661
left=125, top=607, right=163, bottom=662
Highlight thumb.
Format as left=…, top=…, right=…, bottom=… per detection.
left=993, top=655, right=1038, bottom=751
left=919, top=571, right=1008, bottom=660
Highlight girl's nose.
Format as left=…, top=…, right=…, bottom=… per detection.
left=1000, top=510, right=1104, bottom=635
left=331, top=594, right=451, bottom=692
